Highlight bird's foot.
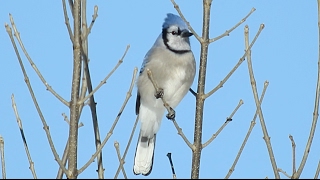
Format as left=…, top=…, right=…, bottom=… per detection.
left=166, top=107, right=175, bottom=120
left=154, top=88, right=164, bottom=99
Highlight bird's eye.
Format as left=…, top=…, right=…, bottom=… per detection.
left=171, top=31, right=177, bottom=35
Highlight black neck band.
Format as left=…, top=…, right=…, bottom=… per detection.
left=162, top=29, right=191, bottom=54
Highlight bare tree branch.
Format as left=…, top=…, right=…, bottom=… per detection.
left=11, top=94, right=37, bottom=179
left=68, top=0, right=82, bottom=178
left=209, top=8, right=256, bottom=43
left=5, top=21, right=69, bottom=177
left=315, top=159, right=320, bottom=179
left=204, top=24, right=265, bottom=99
left=8, top=14, right=69, bottom=107
left=278, top=168, right=291, bottom=178
left=170, top=0, right=202, bottom=42
left=85, top=5, right=98, bottom=40
left=289, top=134, right=296, bottom=175
left=167, top=153, right=177, bottom=179
left=80, top=1, right=105, bottom=178
left=56, top=139, right=69, bottom=179
left=146, top=69, right=194, bottom=150
left=202, top=99, right=244, bottom=149
left=0, top=135, right=5, bottom=179
left=245, top=25, right=279, bottom=179
left=292, top=1, right=320, bottom=179
left=190, top=0, right=212, bottom=178
left=62, top=113, right=84, bottom=128
left=189, top=88, right=197, bottom=97
left=62, top=0, right=74, bottom=44
left=225, top=81, right=269, bottom=178
left=114, top=116, right=139, bottom=179
left=78, top=45, right=130, bottom=105
left=78, top=67, right=138, bottom=175
left=56, top=113, right=83, bottom=179
left=113, top=141, right=127, bottom=178
left=68, top=0, right=74, bottom=17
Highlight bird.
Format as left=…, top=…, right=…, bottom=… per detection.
left=133, top=13, right=196, bottom=176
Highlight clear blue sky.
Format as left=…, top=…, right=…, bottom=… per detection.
left=0, top=0, right=319, bottom=179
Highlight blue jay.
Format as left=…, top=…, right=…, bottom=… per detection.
left=134, top=13, right=196, bottom=176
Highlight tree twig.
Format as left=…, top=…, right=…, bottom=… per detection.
left=67, top=0, right=82, bottom=178
left=80, top=1, right=105, bottom=178
left=245, top=24, right=279, bottom=179
left=114, top=116, right=139, bottom=179
left=78, top=67, right=137, bottom=175
left=292, top=0, right=320, bottom=178
left=170, top=0, right=202, bottom=42
left=85, top=5, right=98, bottom=40
left=202, top=99, right=243, bottom=148
left=113, top=141, right=127, bottom=178
left=204, top=24, right=265, bottom=99
left=167, top=153, right=177, bottom=179
left=78, top=45, right=130, bottom=105
left=189, top=88, right=197, bottom=96
left=146, top=69, right=194, bottom=150
left=225, top=81, right=269, bottom=178
left=56, top=113, right=83, bottom=179
left=209, top=8, right=256, bottom=43
left=62, top=113, right=84, bottom=128
left=62, top=0, right=74, bottom=44
left=68, top=0, right=74, bottom=17
left=278, top=168, right=291, bottom=178
left=8, top=14, right=69, bottom=107
left=315, top=159, right=320, bottom=179
left=5, top=21, right=69, bottom=176
left=11, top=94, right=37, bottom=179
left=289, top=134, right=296, bottom=175
left=0, top=135, right=5, bottom=179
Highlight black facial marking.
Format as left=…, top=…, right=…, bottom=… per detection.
left=162, top=28, right=191, bottom=54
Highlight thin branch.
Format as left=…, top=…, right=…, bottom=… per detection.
left=146, top=69, right=194, bottom=150
left=292, top=0, right=320, bottom=178
left=78, top=67, right=138, bottom=175
left=245, top=25, right=279, bottom=179
left=56, top=139, right=69, bottom=179
left=202, top=99, right=244, bottom=148
left=62, top=113, right=84, bottom=128
left=167, top=153, right=177, bottom=179
left=67, top=0, right=82, bottom=177
left=68, top=0, right=74, bottom=17
left=225, top=81, right=269, bottom=179
left=114, top=116, right=139, bottom=179
left=289, top=134, right=296, bottom=175
left=204, top=24, right=265, bottom=99
left=85, top=5, right=98, bottom=40
left=56, top=113, right=83, bottom=179
left=5, top=22, right=69, bottom=176
left=11, top=94, right=37, bottom=179
left=278, top=168, right=291, bottom=178
left=315, top=159, right=320, bottom=179
left=0, top=135, right=5, bottom=179
left=209, top=8, right=256, bottom=43
left=170, top=0, right=202, bottom=42
left=189, top=88, right=197, bottom=97
left=190, top=0, right=212, bottom=178
left=113, top=141, right=127, bottom=178
left=171, top=117, right=194, bottom=150
left=81, top=1, right=104, bottom=178
left=78, top=45, right=130, bottom=105
left=62, top=0, right=74, bottom=44
left=8, top=14, right=69, bottom=107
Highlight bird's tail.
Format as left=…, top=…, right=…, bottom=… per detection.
left=133, top=133, right=156, bottom=176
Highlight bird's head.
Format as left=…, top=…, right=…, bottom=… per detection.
left=162, top=13, right=193, bottom=53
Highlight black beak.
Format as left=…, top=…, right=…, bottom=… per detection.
left=181, top=30, right=193, bottom=37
